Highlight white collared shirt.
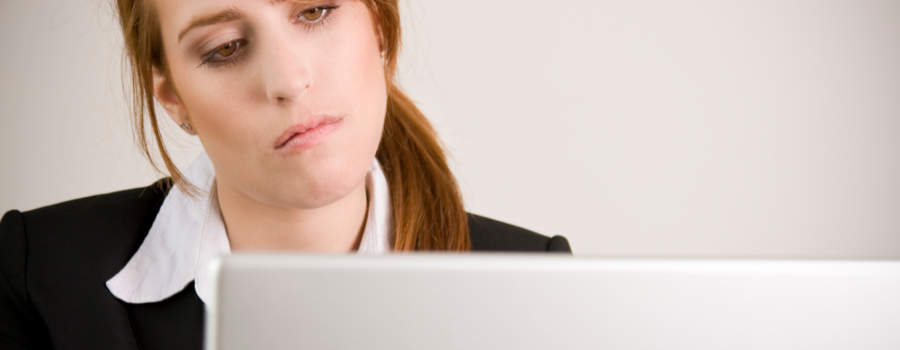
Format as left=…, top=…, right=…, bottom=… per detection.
left=106, top=152, right=393, bottom=304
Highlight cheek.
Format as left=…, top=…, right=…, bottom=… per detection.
left=318, top=42, right=387, bottom=179
left=177, top=70, right=264, bottom=162
left=310, top=21, right=386, bottom=158
left=206, top=94, right=258, bottom=135
left=328, top=25, right=387, bottom=141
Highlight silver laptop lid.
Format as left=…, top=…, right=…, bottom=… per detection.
left=205, top=254, right=900, bottom=350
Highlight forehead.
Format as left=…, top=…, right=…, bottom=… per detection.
left=153, top=0, right=329, bottom=37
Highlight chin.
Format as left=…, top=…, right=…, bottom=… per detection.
left=263, top=159, right=368, bottom=210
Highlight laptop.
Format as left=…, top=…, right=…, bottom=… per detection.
left=204, top=254, right=900, bottom=350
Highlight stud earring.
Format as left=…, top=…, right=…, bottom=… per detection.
left=179, top=122, right=193, bottom=132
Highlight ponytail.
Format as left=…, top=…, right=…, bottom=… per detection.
left=378, top=83, right=471, bottom=251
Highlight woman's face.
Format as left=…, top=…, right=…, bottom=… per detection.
left=153, top=0, right=387, bottom=208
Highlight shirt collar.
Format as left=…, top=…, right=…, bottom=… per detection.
left=106, top=151, right=393, bottom=304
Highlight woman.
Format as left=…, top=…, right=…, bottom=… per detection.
left=0, top=0, right=571, bottom=348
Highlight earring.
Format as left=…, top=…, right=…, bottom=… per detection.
left=380, top=51, right=385, bottom=66
left=179, top=122, right=193, bottom=132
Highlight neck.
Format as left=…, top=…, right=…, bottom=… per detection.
left=215, top=178, right=369, bottom=252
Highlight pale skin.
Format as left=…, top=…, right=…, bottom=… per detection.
left=151, top=0, right=388, bottom=251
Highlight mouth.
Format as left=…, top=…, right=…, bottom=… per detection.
left=273, top=115, right=343, bottom=153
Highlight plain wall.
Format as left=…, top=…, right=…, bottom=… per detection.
left=2, top=0, right=899, bottom=257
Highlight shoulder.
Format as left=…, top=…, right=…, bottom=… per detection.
left=1, top=178, right=171, bottom=277
left=467, top=213, right=571, bottom=253
left=1, top=177, right=171, bottom=278
left=17, top=178, right=171, bottom=225
left=4, top=179, right=170, bottom=254
left=0, top=179, right=172, bottom=348
left=0, top=179, right=171, bottom=295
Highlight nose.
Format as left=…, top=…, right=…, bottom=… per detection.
left=261, top=33, right=311, bottom=104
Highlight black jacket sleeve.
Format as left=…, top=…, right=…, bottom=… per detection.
left=0, top=210, right=53, bottom=350
left=467, top=214, right=572, bottom=253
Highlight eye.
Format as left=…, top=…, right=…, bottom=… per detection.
left=293, top=5, right=338, bottom=29
left=301, top=8, right=325, bottom=21
left=217, top=41, right=238, bottom=58
left=297, top=6, right=337, bottom=23
left=199, top=39, right=246, bottom=68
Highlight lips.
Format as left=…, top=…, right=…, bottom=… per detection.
left=273, top=115, right=343, bottom=153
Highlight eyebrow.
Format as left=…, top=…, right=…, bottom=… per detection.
left=177, top=7, right=247, bottom=44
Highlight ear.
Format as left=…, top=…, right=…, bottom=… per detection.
left=152, top=68, right=196, bottom=135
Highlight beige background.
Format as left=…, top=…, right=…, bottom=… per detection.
left=2, top=0, right=899, bottom=257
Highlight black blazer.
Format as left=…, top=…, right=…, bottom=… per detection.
left=0, top=179, right=570, bottom=350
